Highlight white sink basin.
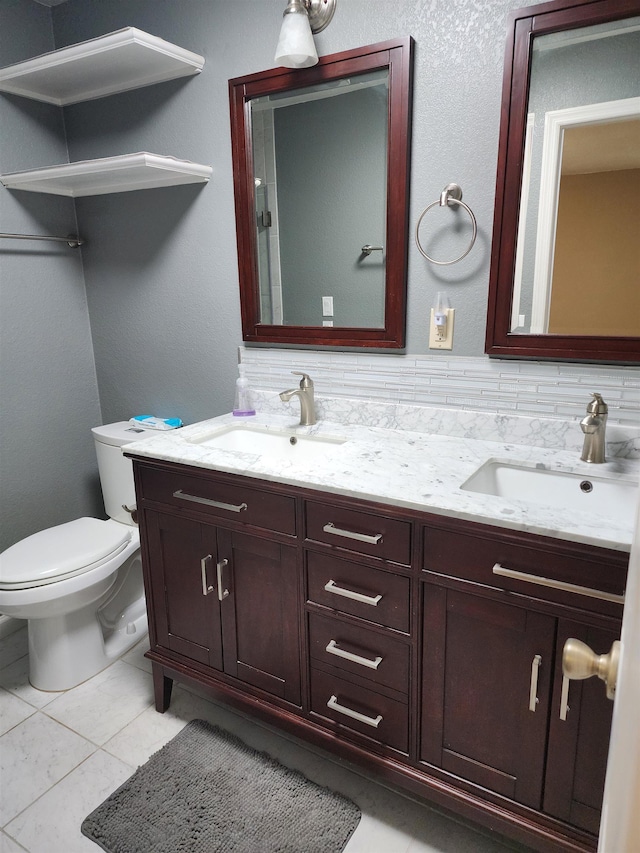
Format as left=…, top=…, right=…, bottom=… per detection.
left=461, top=460, right=638, bottom=526
left=187, top=425, right=348, bottom=460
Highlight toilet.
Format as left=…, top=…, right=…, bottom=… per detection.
left=0, top=421, right=158, bottom=691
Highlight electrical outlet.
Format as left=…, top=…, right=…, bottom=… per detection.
left=322, top=319, right=334, bottom=327
left=429, top=308, right=455, bottom=349
left=322, top=296, right=334, bottom=317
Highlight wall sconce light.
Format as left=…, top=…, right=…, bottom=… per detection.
left=274, top=0, right=337, bottom=69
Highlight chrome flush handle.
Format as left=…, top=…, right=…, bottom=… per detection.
left=122, top=504, right=138, bottom=525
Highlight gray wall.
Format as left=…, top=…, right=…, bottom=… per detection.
left=48, top=0, right=539, bottom=422
left=1, top=0, right=542, bottom=550
left=0, top=0, right=103, bottom=551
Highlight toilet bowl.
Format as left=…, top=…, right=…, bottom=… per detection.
left=0, top=421, right=158, bottom=691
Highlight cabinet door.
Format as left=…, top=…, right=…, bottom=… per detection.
left=421, top=584, right=555, bottom=808
left=543, top=620, right=618, bottom=834
left=145, top=510, right=223, bottom=670
left=217, top=528, right=301, bottom=705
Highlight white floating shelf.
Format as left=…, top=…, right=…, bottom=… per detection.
left=0, top=153, right=212, bottom=197
left=0, top=28, right=204, bottom=106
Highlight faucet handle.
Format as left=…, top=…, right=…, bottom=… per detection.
left=587, top=392, right=607, bottom=414
left=292, top=371, right=314, bottom=388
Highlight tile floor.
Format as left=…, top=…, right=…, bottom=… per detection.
left=0, top=624, right=529, bottom=853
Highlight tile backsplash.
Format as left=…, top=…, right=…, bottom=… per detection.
left=240, top=349, right=640, bottom=458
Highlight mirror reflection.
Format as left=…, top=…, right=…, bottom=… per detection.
left=511, top=17, right=640, bottom=337
left=251, top=70, right=389, bottom=328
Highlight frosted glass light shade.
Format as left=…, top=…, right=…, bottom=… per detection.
left=274, top=12, right=318, bottom=68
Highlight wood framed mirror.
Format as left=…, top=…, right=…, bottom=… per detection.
left=229, top=37, right=413, bottom=348
left=485, top=0, right=640, bottom=362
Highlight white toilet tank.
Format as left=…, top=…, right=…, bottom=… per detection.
left=91, top=422, right=159, bottom=526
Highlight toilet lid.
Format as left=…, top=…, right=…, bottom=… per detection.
left=0, top=518, right=131, bottom=588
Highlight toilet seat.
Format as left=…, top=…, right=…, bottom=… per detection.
left=0, top=518, right=131, bottom=589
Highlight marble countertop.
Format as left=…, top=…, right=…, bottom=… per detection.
left=124, top=413, right=640, bottom=552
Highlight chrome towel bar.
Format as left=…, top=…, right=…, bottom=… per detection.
left=0, top=232, right=83, bottom=248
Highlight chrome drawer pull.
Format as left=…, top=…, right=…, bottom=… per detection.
left=200, top=555, right=214, bottom=596
left=216, top=558, right=230, bottom=601
left=492, top=564, right=625, bottom=605
left=323, top=522, right=383, bottom=545
left=324, top=579, right=382, bottom=607
left=325, top=640, right=383, bottom=670
left=327, top=694, right=383, bottom=728
left=529, top=654, right=542, bottom=712
left=173, top=490, right=248, bottom=514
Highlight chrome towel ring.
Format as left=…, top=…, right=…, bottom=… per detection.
left=415, top=183, right=477, bottom=265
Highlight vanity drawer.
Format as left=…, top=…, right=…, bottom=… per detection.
left=137, top=464, right=296, bottom=535
left=422, top=525, right=627, bottom=614
left=307, top=551, right=410, bottom=632
left=305, top=500, right=411, bottom=565
left=309, top=667, right=408, bottom=753
left=308, top=612, right=409, bottom=694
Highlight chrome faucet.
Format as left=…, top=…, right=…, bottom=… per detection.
left=279, top=372, right=316, bottom=425
left=580, top=392, right=608, bottom=463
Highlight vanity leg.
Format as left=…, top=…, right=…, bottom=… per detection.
left=152, top=663, right=173, bottom=712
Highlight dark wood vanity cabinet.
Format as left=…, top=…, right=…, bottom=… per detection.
left=420, top=520, right=625, bottom=845
left=421, top=589, right=617, bottom=833
left=136, top=463, right=301, bottom=707
left=131, top=457, right=627, bottom=853
left=543, top=620, right=618, bottom=835
left=421, top=585, right=556, bottom=807
left=303, top=500, right=413, bottom=755
left=144, top=510, right=224, bottom=671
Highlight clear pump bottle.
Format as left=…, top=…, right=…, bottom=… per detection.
left=233, top=364, right=255, bottom=416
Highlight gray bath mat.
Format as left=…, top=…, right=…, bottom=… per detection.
left=81, top=719, right=361, bottom=853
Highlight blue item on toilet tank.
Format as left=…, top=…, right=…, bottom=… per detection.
left=129, top=415, right=182, bottom=430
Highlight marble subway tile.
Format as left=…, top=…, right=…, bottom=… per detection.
left=243, top=352, right=639, bottom=457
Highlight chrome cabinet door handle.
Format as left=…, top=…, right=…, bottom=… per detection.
left=327, top=695, right=383, bottom=728
left=529, top=654, right=542, bottom=712
left=173, top=490, right=248, bottom=514
left=325, top=639, right=383, bottom=670
left=200, top=555, right=214, bottom=596
left=216, top=558, right=230, bottom=601
left=559, top=674, right=571, bottom=721
left=324, top=579, right=382, bottom=607
left=323, top=522, right=383, bottom=545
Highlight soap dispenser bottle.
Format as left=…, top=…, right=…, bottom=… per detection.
left=233, top=364, right=256, bottom=417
